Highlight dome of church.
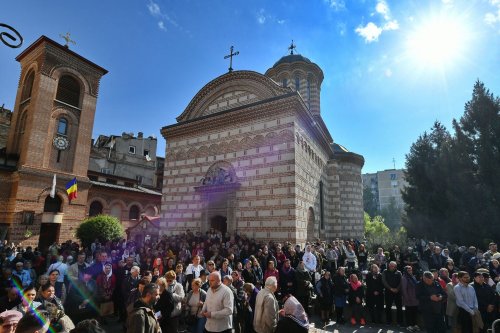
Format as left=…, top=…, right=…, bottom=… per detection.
left=272, top=54, right=312, bottom=67
left=265, top=51, right=324, bottom=116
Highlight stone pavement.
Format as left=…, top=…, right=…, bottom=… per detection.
left=309, top=318, right=411, bottom=333
left=100, top=315, right=412, bottom=333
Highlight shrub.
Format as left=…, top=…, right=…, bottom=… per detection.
left=76, top=215, right=124, bottom=246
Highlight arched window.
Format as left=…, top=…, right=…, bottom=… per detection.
left=19, top=112, right=28, bottom=135
left=129, top=205, right=140, bottom=220
left=21, top=71, right=35, bottom=101
left=89, top=201, right=103, bottom=217
left=56, top=75, right=80, bottom=107
left=282, top=78, right=287, bottom=88
left=57, top=118, right=68, bottom=135
left=295, top=77, right=300, bottom=91
left=44, top=195, right=62, bottom=213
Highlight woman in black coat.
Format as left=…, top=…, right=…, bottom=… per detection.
left=316, top=271, right=334, bottom=324
left=332, top=267, right=349, bottom=325
left=365, top=264, right=384, bottom=324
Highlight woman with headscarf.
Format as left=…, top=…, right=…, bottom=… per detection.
left=400, top=265, right=419, bottom=331
left=96, top=263, right=116, bottom=319
left=348, top=273, right=365, bottom=325
left=294, top=261, right=312, bottom=315
left=276, top=295, right=309, bottom=333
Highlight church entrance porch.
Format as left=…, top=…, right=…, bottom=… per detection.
left=195, top=161, right=240, bottom=235
left=210, top=215, right=227, bottom=234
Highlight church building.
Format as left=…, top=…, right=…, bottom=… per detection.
left=161, top=50, right=364, bottom=243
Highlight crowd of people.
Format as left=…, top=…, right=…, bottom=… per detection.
left=0, top=229, right=499, bottom=333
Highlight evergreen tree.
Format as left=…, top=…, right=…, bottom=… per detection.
left=402, top=121, right=451, bottom=239
left=403, top=81, right=500, bottom=244
left=363, top=185, right=379, bottom=217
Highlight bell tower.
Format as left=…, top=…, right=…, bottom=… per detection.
left=2, top=36, right=107, bottom=249
left=6, top=35, right=107, bottom=175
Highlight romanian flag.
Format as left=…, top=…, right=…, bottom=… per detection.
left=66, top=177, right=78, bottom=202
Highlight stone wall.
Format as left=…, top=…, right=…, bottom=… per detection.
left=162, top=100, right=303, bottom=242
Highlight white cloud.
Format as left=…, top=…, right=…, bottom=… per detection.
left=337, top=22, right=347, bottom=36
left=355, top=22, right=383, bottom=43
left=325, top=0, right=346, bottom=11
left=484, top=0, right=500, bottom=30
left=277, top=19, right=285, bottom=25
left=441, top=0, right=453, bottom=4
left=146, top=0, right=179, bottom=31
left=147, top=1, right=161, bottom=16
left=385, top=68, right=393, bottom=77
left=257, top=9, right=266, bottom=24
left=375, top=0, right=390, bottom=20
left=355, top=0, right=399, bottom=42
left=383, top=20, right=399, bottom=31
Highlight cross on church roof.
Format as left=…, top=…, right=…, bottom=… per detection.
left=224, top=45, right=239, bottom=73
left=288, top=40, right=296, bottom=55
left=59, top=32, right=76, bottom=48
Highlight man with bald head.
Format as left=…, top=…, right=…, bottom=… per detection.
left=202, top=272, right=234, bottom=333
left=382, top=261, right=403, bottom=326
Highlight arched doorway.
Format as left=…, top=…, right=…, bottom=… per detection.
left=39, top=195, right=62, bottom=252
left=210, top=215, right=227, bottom=234
left=307, top=207, right=315, bottom=241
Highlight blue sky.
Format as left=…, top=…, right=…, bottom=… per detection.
left=1, top=0, right=499, bottom=173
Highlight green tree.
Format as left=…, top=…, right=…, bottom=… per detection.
left=403, top=81, right=500, bottom=244
left=363, top=185, right=379, bottom=217
left=76, top=215, right=124, bottom=246
left=380, top=197, right=402, bottom=231
left=402, top=121, right=452, bottom=239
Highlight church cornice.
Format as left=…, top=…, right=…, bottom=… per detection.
left=176, top=70, right=290, bottom=122
left=162, top=93, right=298, bottom=137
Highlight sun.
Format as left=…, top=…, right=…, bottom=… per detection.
left=405, top=13, right=469, bottom=69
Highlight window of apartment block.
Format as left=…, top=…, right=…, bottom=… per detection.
left=143, top=149, right=149, bottom=157
left=129, top=146, right=136, bottom=154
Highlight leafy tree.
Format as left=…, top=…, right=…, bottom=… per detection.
left=364, top=212, right=408, bottom=252
left=403, top=81, right=500, bottom=244
left=76, top=215, right=124, bottom=246
left=363, top=185, right=379, bottom=217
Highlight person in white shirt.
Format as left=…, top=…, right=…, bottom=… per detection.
left=202, top=272, right=233, bottom=333
left=302, top=245, right=317, bottom=273
left=186, top=255, right=203, bottom=290
left=454, top=271, right=478, bottom=332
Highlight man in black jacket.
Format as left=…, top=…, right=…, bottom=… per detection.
left=416, top=271, right=447, bottom=333
left=382, top=261, right=403, bottom=326
left=472, top=271, right=496, bottom=332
